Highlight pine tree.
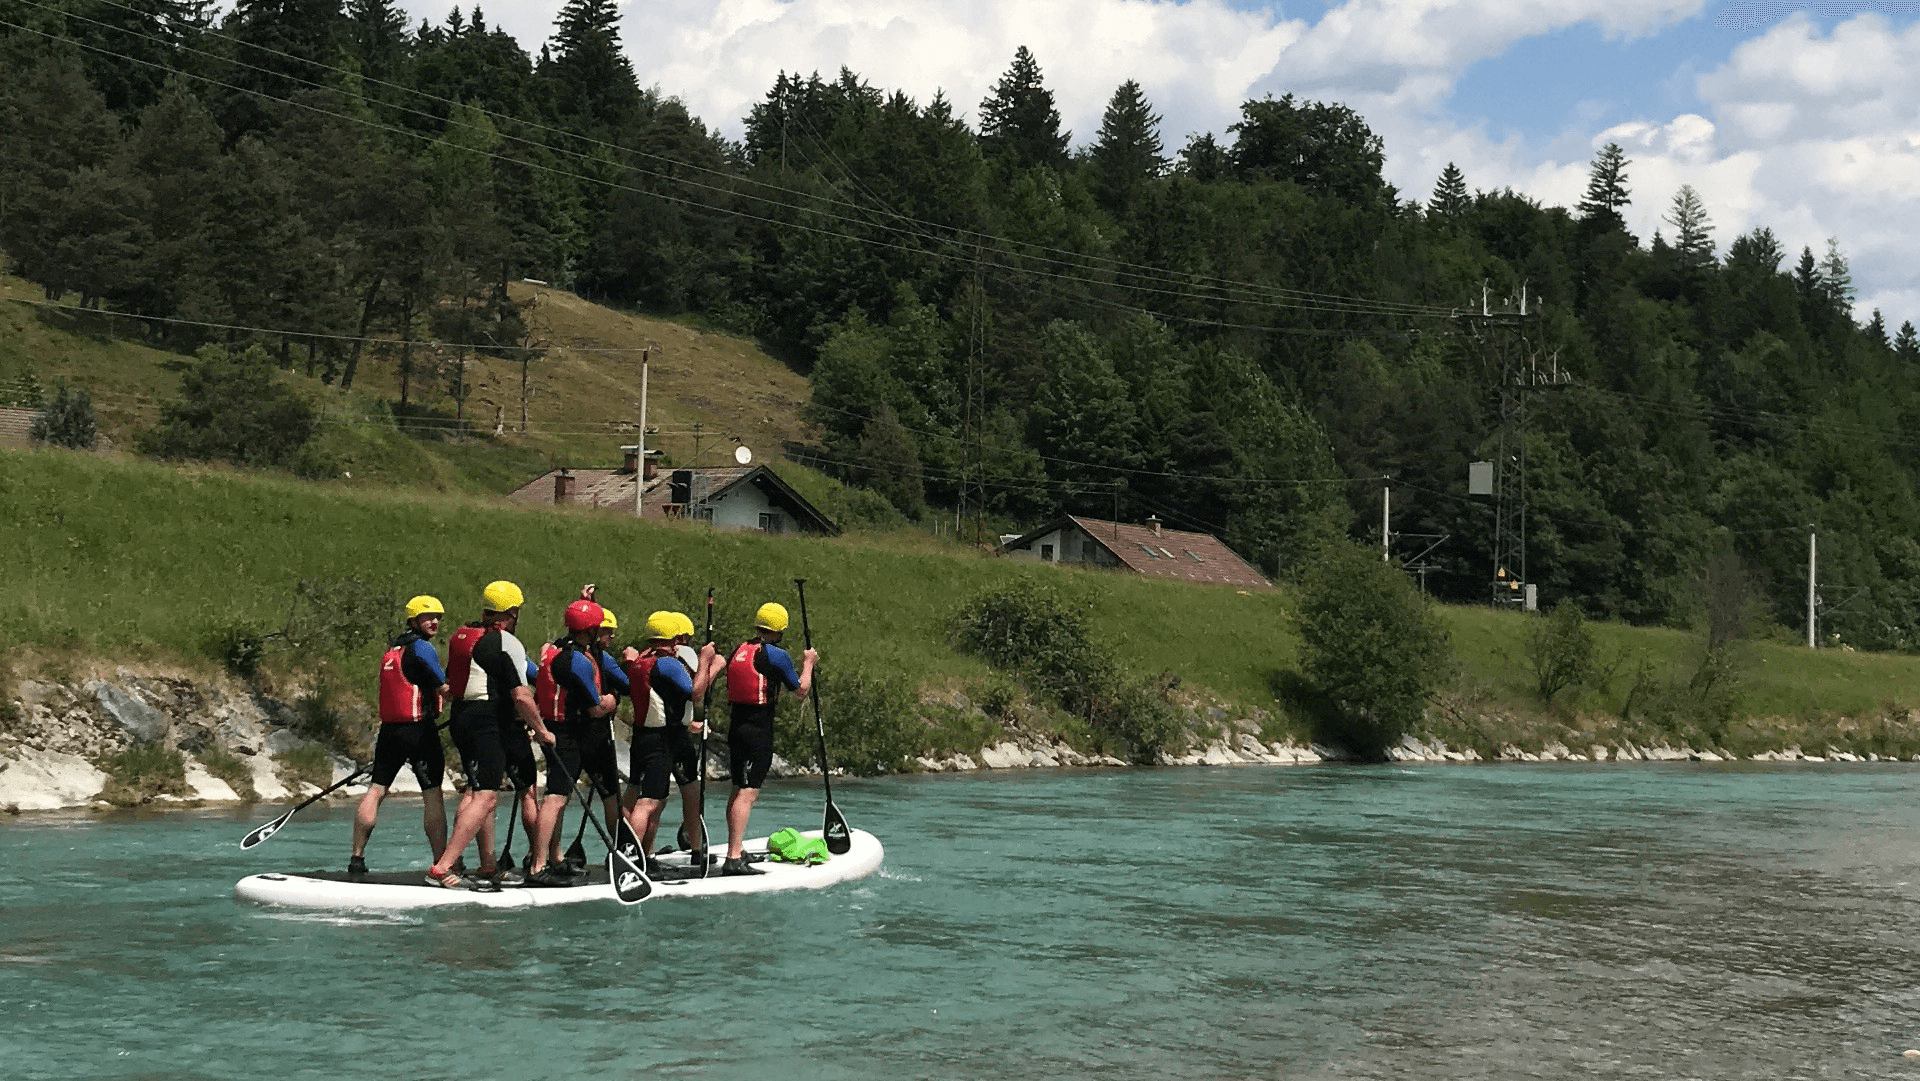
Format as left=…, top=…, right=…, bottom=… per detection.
left=1819, top=237, right=1855, bottom=316
left=542, top=0, right=639, bottom=129
left=1866, top=309, right=1889, bottom=349
left=1663, top=184, right=1714, bottom=269
left=30, top=379, right=99, bottom=450
left=1178, top=132, right=1227, bottom=182
left=1894, top=320, right=1919, bottom=364
left=1577, top=142, right=1631, bottom=229
left=1725, top=227, right=1783, bottom=275
left=978, top=46, right=1068, bottom=173
left=1088, top=80, right=1166, bottom=218
left=1427, top=162, right=1468, bottom=220
left=1793, top=245, right=1821, bottom=300
left=858, top=403, right=925, bottom=516
left=345, top=0, right=408, bottom=79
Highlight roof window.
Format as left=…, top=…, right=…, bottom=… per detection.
left=1185, top=549, right=1204, bottom=563
left=1138, top=545, right=1160, bottom=558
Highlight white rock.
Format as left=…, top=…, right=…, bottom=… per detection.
left=0, top=748, right=110, bottom=811
left=1201, top=741, right=1240, bottom=766
left=948, top=753, right=978, bottom=771
left=183, top=761, right=240, bottom=802
left=1029, top=750, right=1058, bottom=768
left=1692, top=751, right=1722, bottom=762
left=1567, top=753, right=1588, bottom=761
left=1590, top=745, right=1610, bottom=761
left=978, top=742, right=1027, bottom=769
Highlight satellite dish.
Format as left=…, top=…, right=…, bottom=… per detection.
left=734, top=445, right=753, bottom=465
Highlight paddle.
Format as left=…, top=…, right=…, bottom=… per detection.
left=552, top=753, right=651, bottom=904
left=694, top=586, right=716, bottom=878
left=240, top=764, right=370, bottom=849
left=498, top=791, right=519, bottom=871
left=793, top=578, right=852, bottom=855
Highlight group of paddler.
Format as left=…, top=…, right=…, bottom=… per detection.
left=352, top=579, right=816, bottom=890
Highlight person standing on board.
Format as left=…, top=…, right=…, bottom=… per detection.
left=348, top=595, right=450, bottom=875
left=548, top=600, right=633, bottom=874
left=622, top=611, right=719, bottom=871
left=721, top=603, right=816, bottom=876
left=525, top=599, right=619, bottom=886
left=430, top=581, right=554, bottom=890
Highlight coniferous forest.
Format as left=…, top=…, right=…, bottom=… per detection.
left=4, top=0, right=1919, bottom=648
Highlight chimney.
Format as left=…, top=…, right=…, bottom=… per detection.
left=553, top=469, right=574, bottom=504
left=1147, top=514, right=1162, bottom=537
left=644, top=455, right=659, bottom=481
left=621, top=444, right=639, bottom=474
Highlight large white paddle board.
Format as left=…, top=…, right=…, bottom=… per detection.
left=234, top=828, right=883, bottom=911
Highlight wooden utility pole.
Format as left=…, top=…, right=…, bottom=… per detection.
left=636, top=348, right=650, bottom=518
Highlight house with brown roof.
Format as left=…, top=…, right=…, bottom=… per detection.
left=506, top=448, right=838, bottom=536
left=998, top=514, right=1271, bottom=589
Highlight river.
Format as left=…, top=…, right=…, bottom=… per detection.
left=4, top=764, right=1918, bottom=1079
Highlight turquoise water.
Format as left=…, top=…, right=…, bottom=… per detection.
left=5, top=765, right=1920, bottom=1079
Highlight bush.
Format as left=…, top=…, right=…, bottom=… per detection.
left=206, top=622, right=267, bottom=678
left=196, top=745, right=259, bottom=801
left=96, top=744, right=190, bottom=806
left=772, top=664, right=924, bottom=776
left=274, top=745, right=332, bottom=790
left=1293, top=541, right=1453, bottom=756
left=136, top=343, right=318, bottom=469
left=30, top=379, right=98, bottom=450
left=1524, top=600, right=1595, bottom=706
left=953, top=580, right=1181, bottom=763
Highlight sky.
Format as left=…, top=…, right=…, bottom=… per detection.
left=402, top=0, right=1920, bottom=325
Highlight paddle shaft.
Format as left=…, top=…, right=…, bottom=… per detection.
left=549, top=746, right=649, bottom=902
left=695, top=588, right=715, bottom=866
left=240, top=716, right=449, bottom=849
left=793, top=579, right=851, bottom=853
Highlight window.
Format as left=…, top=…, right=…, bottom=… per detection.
left=1040, top=543, right=1055, bottom=561
left=1139, top=545, right=1160, bottom=559
left=1159, top=548, right=1174, bottom=558
left=758, top=512, right=785, bottom=534
left=1185, top=549, right=1204, bottom=563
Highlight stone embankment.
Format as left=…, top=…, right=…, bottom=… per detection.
left=4, top=668, right=1914, bottom=814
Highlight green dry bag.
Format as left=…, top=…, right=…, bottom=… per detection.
left=766, top=827, right=831, bottom=865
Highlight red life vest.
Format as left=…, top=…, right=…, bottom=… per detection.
left=537, top=641, right=599, bottom=723
left=447, top=623, right=486, bottom=698
left=624, top=648, right=677, bottom=728
left=378, top=639, right=429, bottom=724
left=727, top=640, right=775, bottom=706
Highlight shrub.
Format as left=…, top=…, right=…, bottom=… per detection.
left=274, top=745, right=332, bottom=790
left=206, top=622, right=267, bottom=678
left=773, top=663, right=924, bottom=776
left=953, top=580, right=1181, bottom=763
left=136, top=343, right=318, bottom=469
left=97, top=745, right=190, bottom=806
left=1293, top=541, right=1453, bottom=756
left=1524, top=600, right=1595, bottom=706
left=30, top=379, right=98, bottom=450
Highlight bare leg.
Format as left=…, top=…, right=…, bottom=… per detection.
left=351, top=784, right=388, bottom=858
left=421, top=788, right=448, bottom=862
left=528, top=794, right=571, bottom=875
left=679, top=782, right=706, bottom=852
left=726, top=786, right=759, bottom=859
left=547, top=802, right=567, bottom=865
left=431, top=788, right=498, bottom=877
left=631, top=796, right=666, bottom=853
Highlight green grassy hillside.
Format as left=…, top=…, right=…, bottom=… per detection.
left=7, top=448, right=1920, bottom=764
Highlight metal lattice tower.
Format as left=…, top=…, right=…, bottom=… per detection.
left=1465, top=285, right=1565, bottom=608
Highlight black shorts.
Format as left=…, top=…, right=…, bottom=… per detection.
left=728, top=704, right=776, bottom=789
left=499, top=717, right=537, bottom=791
left=543, top=724, right=619, bottom=799
left=450, top=700, right=503, bottom=791
left=627, top=726, right=698, bottom=801
left=369, top=720, right=444, bottom=789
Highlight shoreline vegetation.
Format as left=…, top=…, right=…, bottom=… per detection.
left=6, top=446, right=1920, bottom=818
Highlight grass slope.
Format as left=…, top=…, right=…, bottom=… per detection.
left=8, top=448, right=1920, bottom=763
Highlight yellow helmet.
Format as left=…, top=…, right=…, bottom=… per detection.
left=644, top=610, right=679, bottom=640
left=599, top=608, right=618, bottom=631
left=674, top=613, right=696, bottom=638
left=755, top=602, right=789, bottom=633
left=404, top=595, right=445, bottom=621
left=482, top=580, right=524, bottom=612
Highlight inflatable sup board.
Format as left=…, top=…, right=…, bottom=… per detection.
left=234, top=828, right=883, bottom=911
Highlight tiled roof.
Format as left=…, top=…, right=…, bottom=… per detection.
left=1040, top=515, right=1271, bottom=589
left=505, top=465, right=836, bottom=534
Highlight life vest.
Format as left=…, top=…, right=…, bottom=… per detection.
left=624, top=649, right=672, bottom=729
left=537, top=640, right=599, bottom=723
left=377, top=635, right=431, bottom=724
left=447, top=623, right=486, bottom=699
left=727, top=640, right=777, bottom=706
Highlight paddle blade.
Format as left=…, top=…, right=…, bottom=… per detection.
left=565, top=835, right=587, bottom=866
left=608, top=851, right=652, bottom=904
left=614, top=816, right=642, bottom=864
left=241, top=810, right=294, bottom=850
left=823, top=800, right=852, bottom=855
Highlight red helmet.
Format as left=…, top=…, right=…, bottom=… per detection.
left=563, top=599, right=605, bottom=633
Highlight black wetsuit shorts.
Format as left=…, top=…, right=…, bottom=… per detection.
left=728, top=703, right=776, bottom=789
left=369, top=720, right=445, bottom=789
left=499, top=715, right=538, bottom=791
left=543, top=723, right=620, bottom=799
left=628, top=726, right=699, bottom=800
left=450, top=699, right=504, bottom=791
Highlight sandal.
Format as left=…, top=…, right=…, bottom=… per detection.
left=424, top=866, right=470, bottom=890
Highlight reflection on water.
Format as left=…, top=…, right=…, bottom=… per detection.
left=3, top=765, right=1918, bottom=1079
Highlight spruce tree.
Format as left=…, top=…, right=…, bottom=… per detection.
left=345, top=0, right=408, bottom=80
left=1663, top=184, right=1714, bottom=269
left=1725, top=227, right=1783, bottom=275
left=1177, top=132, right=1227, bottom=182
left=978, top=46, right=1069, bottom=173
left=1088, top=79, right=1166, bottom=218
left=1818, top=237, right=1854, bottom=316
left=1577, top=142, right=1631, bottom=229
left=542, top=0, right=639, bottom=130
left=1895, top=321, right=1919, bottom=364
left=1866, top=309, right=1889, bottom=349
left=30, top=379, right=99, bottom=451
left=1427, top=162, right=1468, bottom=220
left=1793, top=245, right=1821, bottom=300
